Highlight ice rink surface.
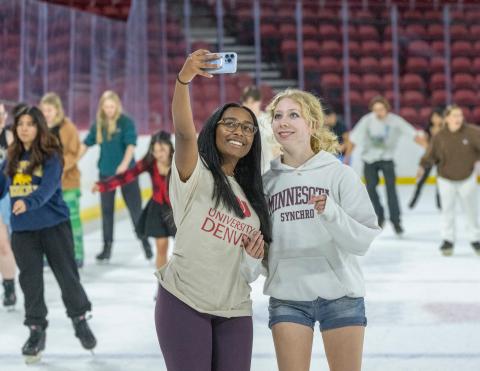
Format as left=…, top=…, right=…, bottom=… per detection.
left=1, top=185, right=480, bottom=371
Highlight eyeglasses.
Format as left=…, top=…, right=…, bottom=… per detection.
left=217, top=118, right=258, bottom=136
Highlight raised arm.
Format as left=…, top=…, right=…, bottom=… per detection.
left=173, top=49, right=218, bottom=181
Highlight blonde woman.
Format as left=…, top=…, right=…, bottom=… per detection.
left=262, top=89, right=381, bottom=371
left=40, top=93, right=84, bottom=267
left=79, top=90, right=151, bottom=262
left=419, top=105, right=480, bottom=256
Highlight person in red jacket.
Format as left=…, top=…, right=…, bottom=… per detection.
left=93, top=131, right=176, bottom=269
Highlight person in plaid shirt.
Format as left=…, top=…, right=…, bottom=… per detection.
left=93, top=131, right=176, bottom=269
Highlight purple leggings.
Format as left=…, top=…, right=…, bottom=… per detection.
left=155, top=285, right=253, bottom=371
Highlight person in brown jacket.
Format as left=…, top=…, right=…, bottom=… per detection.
left=40, top=93, right=84, bottom=267
left=418, top=105, right=480, bottom=256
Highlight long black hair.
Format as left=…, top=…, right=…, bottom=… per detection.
left=7, top=105, right=63, bottom=178
left=198, top=103, right=271, bottom=243
left=142, top=130, right=174, bottom=167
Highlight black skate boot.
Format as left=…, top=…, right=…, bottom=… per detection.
left=22, top=325, right=46, bottom=364
left=471, top=242, right=480, bottom=256
left=96, top=242, right=112, bottom=263
left=393, top=223, right=404, bottom=236
left=378, top=216, right=385, bottom=229
left=72, top=315, right=97, bottom=351
left=440, top=240, right=454, bottom=256
left=141, top=238, right=153, bottom=260
left=2, top=279, right=16, bottom=309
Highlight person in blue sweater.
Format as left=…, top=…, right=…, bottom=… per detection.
left=0, top=106, right=96, bottom=364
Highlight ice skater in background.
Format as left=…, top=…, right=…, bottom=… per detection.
left=240, top=86, right=281, bottom=173
left=418, top=105, right=480, bottom=256
left=348, top=96, right=424, bottom=235
left=79, top=90, right=152, bottom=262
left=0, top=106, right=96, bottom=363
left=40, top=92, right=85, bottom=268
left=409, top=108, right=444, bottom=210
left=0, top=103, right=16, bottom=309
left=262, top=89, right=381, bottom=371
left=93, top=131, right=176, bottom=269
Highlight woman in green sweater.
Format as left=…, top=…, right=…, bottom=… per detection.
left=80, top=90, right=152, bottom=262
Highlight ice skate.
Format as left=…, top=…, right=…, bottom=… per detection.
left=2, top=280, right=16, bottom=311
left=22, top=326, right=46, bottom=364
left=72, top=315, right=97, bottom=352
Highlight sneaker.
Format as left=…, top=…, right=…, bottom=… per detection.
left=72, top=315, right=97, bottom=350
left=22, top=325, right=46, bottom=364
left=393, top=223, right=404, bottom=236
left=471, top=242, right=480, bottom=256
left=440, top=240, right=454, bottom=256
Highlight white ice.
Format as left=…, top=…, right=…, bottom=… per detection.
left=1, top=185, right=480, bottom=371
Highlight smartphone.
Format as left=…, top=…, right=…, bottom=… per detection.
left=202, top=52, right=237, bottom=74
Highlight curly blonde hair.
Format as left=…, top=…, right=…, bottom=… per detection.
left=266, top=89, right=339, bottom=154
left=96, top=90, right=123, bottom=143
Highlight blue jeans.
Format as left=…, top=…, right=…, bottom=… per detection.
left=269, top=295, right=367, bottom=332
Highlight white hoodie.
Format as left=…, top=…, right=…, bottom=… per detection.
left=262, top=151, right=381, bottom=301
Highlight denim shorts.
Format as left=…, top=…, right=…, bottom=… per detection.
left=268, top=295, right=367, bottom=332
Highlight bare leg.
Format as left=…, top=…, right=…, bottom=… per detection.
left=155, top=238, right=169, bottom=269
left=322, top=326, right=365, bottom=371
left=272, top=322, right=313, bottom=371
left=0, top=221, right=15, bottom=279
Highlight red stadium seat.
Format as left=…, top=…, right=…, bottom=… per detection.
left=358, top=25, right=379, bottom=41
left=349, top=74, right=362, bottom=90
left=399, top=107, right=420, bottom=127
left=453, top=90, right=477, bottom=107
left=430, top=57, right=445, bottom=73
left=402, top=91, right=426, bottom=108
left=427, top=24, right=444, bottom=41
left=407, top=40, right=431, bottom=57
left=319, top=57, right=342, bottom=73
left=380, top=57, right=393, bottom=74
left=361, top=41, right=382, bottom=57
left=404, top=24, right=428, bottom=40
left=450, top=25, right=468, bottom=41
left=451, top=57, right=472, bottom=74
left=473, top=58, right=480, bottom=74
left=452, top=74, right=475, bottom=91
left=431, top=90, right=447, bottom=107
left=405, top=57, right=429, bottom=74
left=401, top=74, right=425, bottom=91
left=359, top=57, right=379, bottom=73
left=304, top=40, right=320, bottom=57
left=322, top=41, right=342, bottom=58
left=430, top=73, right=446, bottom=90
left=432, top=41, right=445, bottom=54
left=452, top=41, right=473, bottom=58
left=321, top=73, right=342, bottom=89
left=362, top=74, right=383, bottom=91
left=348, top=41, right=361, bottom=57
left=319, top=24, right=340, bottom=41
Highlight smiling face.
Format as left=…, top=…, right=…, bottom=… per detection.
left=445, top=108, right=464, bottom=132
left=16, top=114, right=38, bottom=150
left=215, top=107, right=255, bottom=162
left=271, top=97, right=311, bottom=152
left=152, top=142, right=171, bottom=164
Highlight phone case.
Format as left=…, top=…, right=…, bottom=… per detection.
left=203, top=52, right=237, bottom=74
